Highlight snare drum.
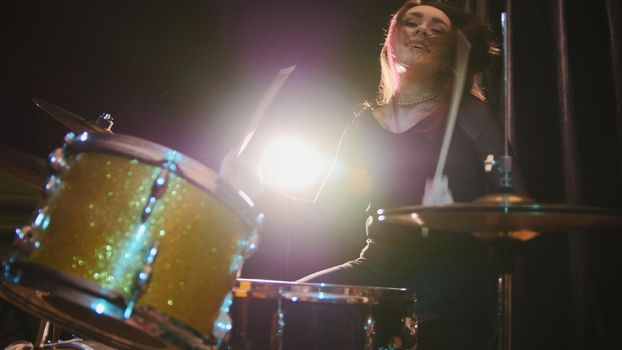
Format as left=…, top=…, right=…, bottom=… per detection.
left=228, top=279, right=418, bottom=350
left=1, top=131, right=261, bottom=349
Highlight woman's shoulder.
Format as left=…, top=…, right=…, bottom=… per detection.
left=344, top=99, right=383, bottom=131
left=352, top=100, right=382, bottom=119
left=459, top=95, right=497, bottom=121
left=457, top=94, right=503, bottom=140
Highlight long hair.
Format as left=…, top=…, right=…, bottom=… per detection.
left=378, top=0, right=496, bottom=105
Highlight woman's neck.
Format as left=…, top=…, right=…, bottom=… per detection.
left=397, top=78, right=437, bottom=102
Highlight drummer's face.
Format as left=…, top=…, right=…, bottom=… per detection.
left=393, top=5, right=452, bottom=74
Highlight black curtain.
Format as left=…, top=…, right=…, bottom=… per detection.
left=508, top=0, right=622, bottom=349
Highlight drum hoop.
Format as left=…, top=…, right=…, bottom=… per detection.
left=64, top=132, right=257, bottom=227
left=234, top=278, right=416, bottom=303
left=0, top=271, right=215, bottom=350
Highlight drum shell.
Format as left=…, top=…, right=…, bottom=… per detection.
left=229, top=280, right=417, bottom=350
left=4, top=131, right=257, bottom=349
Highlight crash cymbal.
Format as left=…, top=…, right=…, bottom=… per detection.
left=377, top=193, right=622, bottom=241
left=32, top=98, right=113, bottom=134
left=0, top=144, right=48, bottom=189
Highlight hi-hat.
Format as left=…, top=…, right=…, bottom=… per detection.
left=0, top=144, right=47, bottom=189
left=377, top=193, right=622, bottom=241
left=33, top=98, right=113, bottom=134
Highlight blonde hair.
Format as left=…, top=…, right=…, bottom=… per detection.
left=378, top=1, right=496, bottom=104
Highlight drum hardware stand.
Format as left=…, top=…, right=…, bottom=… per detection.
left=34, top=320, right=58, bottom=348
left=94, top=113, right=114, bottom=133
left=488, top=236, right=521, bottom=350
left=363, top=315, right=375, bottom=350
left=484, top=153, right=525, bottom=350
left=5, top=319, right=84, bottom=350
left=272, top=289, right=286, bottom=350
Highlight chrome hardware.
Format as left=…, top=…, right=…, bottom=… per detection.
left=5, top=340, right=35, bottom=350
left=32, top=206, right=50, bottom=230
left=229, top=213, right=264, bottom=277
left=270, top=290, right=285, bottom=350
left=241, top=227, right=260, bottom=258
left=124, top=241, right=160, bottom=319
left=44, top=175, right=61, bottom=195
left=141, top=167, right=170, bottom=222
left=64, top=132, right=77, bottom=143
left=228, top=253, right=244, bottom=276
left=151, top=168, right=170, bottom=199
left=212, top=292, right=234, bottom=344
left=96, top=113, right=114, bottom=131
left=484, top=154, right=496, bottom=172
left=48, top=148, right=67, bottom=172
left=13, top=225, right=38, bottom=253
left=484, top=154, right=514, bottom=192
left=402, top=315, right=419, bottom=348
left=484, top=154, right=512, bottom=174
left=246, top=213, right=264, bottom=256
left=364, top=315, right=375, bottom=350
left=141, top=197, right=157, bottom=222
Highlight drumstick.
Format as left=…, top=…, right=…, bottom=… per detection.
left=236, top=65, right=297, bottom=158
left=433, top=30, right=471, bottom=182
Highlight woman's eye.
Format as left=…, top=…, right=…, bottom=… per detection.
left=403, top=21, right=416, bottom=27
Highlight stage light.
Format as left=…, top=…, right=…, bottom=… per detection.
left=260, top=138, right=324, bottom=192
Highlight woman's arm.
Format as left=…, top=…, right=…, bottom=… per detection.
left=457, top=97, right=528, bottom=195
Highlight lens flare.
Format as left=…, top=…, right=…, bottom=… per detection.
left=260, top=138, right=323, bottom=192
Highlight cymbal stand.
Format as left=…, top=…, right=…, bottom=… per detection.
left=489, top=237, right=521, bottom=350
left=34, top=319, right=60, bottom=349
left=485, top=152, right=519, bottom=350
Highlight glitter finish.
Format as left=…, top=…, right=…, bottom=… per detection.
left=28, top=152, right=250, bottom=335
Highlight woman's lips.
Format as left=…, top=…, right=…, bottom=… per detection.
left=406, top=40, right=429, bottom=52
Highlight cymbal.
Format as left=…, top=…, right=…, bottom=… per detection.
left=33, top=98, right=112, bottom=134
left=377, top=194, right=622, bottom=241
left=0, top=144, right=48, bottom=189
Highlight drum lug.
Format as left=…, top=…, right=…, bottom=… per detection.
left=48, top=148, right=67, bottom=172
left=123, top=241, right=160, bottom=319
left=13, top=225, right=39, bottom=254
left=241, top=227, right=260, bottom=259
left=212, top=292, right=234, bottom=345
left=44, top=175, right=61, bottom=195
left=64, top=131, right=76, bottom=143
left=142, top=168, right=170, bottom=222
left=32, top=206, right=50, bottom=230
left=246, top=214, right=264, bottom=256
left=228, top=214, right=264, bottom=279
left=151, top=168, right=170, bottom=199
left=363, top=315, right=376, bottom=350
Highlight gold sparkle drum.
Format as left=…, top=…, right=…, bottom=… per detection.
left=228, top=279, right=418, bottom=350
left=0, top=131, right=261, bottom=349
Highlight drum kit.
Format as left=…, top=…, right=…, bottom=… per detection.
left=0, top=99, right=621, bottom=350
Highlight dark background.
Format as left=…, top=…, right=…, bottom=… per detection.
left=1, top=1, right=621, bottom=349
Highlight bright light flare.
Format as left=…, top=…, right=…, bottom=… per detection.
left=260, top=138, right=324, bottom=192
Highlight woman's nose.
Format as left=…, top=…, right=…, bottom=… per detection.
left=415, top=24, right=429, bottom=37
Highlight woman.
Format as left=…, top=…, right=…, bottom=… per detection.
left=297, top=1, right=525, bottom=349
